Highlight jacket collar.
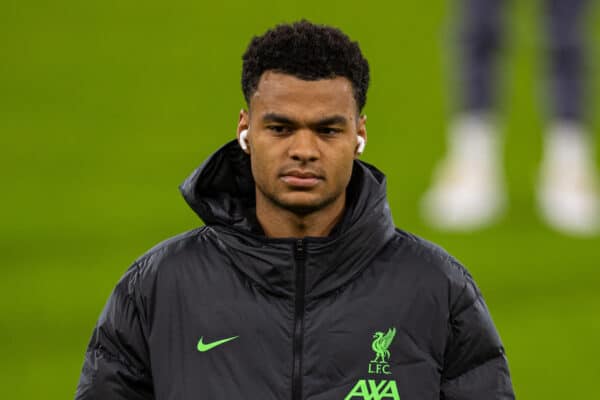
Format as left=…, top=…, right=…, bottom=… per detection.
left=180, top=140, right=396, bottom=298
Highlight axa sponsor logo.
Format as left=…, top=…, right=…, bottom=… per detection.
left=344, top=379, right=400, bottom=400
left=345, top=327, right=400, bottom=400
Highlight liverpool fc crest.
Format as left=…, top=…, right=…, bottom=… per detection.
left=345, top=327, right=400, bottom=399
left=368, top=327, right=396, bottom=375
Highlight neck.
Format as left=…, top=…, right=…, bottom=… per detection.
left=256, top=193, right=346, bottom=238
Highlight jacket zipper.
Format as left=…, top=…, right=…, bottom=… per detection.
left=291, top=239, right=306, bottom=400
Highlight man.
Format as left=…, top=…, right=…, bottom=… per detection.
left=76, top=21, right=515, bottom=399
left=422, top=0, right=599, bottom=235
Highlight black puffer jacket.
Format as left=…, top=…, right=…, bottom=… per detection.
left=75, top=140, right=515, bottom=400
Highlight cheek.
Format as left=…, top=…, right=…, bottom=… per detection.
left=249, top=144, right=278, bottom=187
left=329, top=150, right=356, bottom=188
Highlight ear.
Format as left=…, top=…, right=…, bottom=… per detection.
left=356, top=114, right=368, bottom=157
left=236, top=109, right=250, bottom=154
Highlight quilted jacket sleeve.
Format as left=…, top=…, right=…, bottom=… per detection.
left=441, top=261, right=515, bottom=399
left=75, top=263, right=154, bottom=400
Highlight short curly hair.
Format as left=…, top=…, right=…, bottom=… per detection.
left=241, top=20, right=370, bottom=112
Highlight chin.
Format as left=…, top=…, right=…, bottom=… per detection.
left=275, top=192, right=338, bottom=215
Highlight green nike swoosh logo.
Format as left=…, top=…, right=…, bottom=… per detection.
left=196, top=335, right=239, bottom=352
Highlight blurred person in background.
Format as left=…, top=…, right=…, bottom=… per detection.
left=422, top=0, right=600, bottom=236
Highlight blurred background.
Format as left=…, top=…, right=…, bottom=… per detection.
left=1, top=0, right=599, bottom=398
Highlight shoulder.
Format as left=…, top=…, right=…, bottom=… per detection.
left=116, top=226, right=220, bottom=291
left=388, top=228, right=465, bottom=277
left=386, top=228, right=480, bottom=310
left=134, top=226, right=211, bottom=269
left=112, top=225, right=224, bottom=312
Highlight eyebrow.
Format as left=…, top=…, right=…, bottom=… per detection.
left=262, top=113, right=296, bottom=125
left=261, top=113, right=349, bottom=127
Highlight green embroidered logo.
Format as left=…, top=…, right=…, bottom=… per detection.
left=369, top=327, right=396, bottom=375
left=196, top=335, right=239, bottom=352
left=344, top=327, right=400, bottom=399
left=344, top=379, right=400, bottom=400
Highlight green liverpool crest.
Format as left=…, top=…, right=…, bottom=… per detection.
left=368, top=327, right=396, bottom=375
left=345, top=327, right=400, bottom=399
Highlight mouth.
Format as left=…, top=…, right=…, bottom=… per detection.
left=280, top=170, right=323, bottom=188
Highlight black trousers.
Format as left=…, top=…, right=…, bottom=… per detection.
left=458, top=0, right=589, bottom=122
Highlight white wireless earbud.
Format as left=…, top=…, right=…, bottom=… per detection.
left=356, top=136, right=366, bottom=155
left=239, top=129, right=249, bottom=151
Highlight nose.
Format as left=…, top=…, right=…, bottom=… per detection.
left=288, top=130, right=319, bottom=162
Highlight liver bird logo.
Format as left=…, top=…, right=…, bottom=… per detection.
left=370, top=327, right=396, bottom=363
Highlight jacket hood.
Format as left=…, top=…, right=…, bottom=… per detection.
left=180, top=140, right=396, bottom=298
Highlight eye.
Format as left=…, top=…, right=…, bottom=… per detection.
left=267, top=125, right=292, bottom=134
left=317, top=127, right=342, bottom=135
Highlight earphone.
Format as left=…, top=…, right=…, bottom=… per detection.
left=239, top=129, right=249, bottom=151
left=238, top=129, right=365, bottom=155
left=356, top=136, right=366, bottom=155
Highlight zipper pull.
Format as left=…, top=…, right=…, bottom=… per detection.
left=295, top=239, right=305, bottom=259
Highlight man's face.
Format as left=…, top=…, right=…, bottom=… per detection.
left=237, top=71, right=367, bottom=215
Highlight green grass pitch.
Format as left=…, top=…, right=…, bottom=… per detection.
left=0, top=1, right=598, bottom=398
